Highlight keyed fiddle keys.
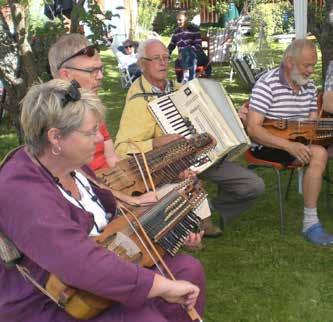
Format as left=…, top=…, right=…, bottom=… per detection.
left=96, top=133, right=215, bottom=195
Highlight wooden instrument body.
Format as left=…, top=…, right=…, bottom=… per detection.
left=95, top=133, right=215, bottom=195
left=263, top=118, right=333, bottom=146
left=45, top=179, right=205, bottom=320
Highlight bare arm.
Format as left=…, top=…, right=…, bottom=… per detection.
left=238, top=103, right=249, bottom=126
left=112, top=190, right=158, bottom=206
left=152, top=134, right=182, bottom=149
left=246, top=110, right=312, bottom=164
left=323, top=91, right=333, bottom=114
left=309, top=111, right=318, bottom=120
left=104, top=139, right=122, bottom=168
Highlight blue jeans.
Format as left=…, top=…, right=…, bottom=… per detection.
left=179, top=47, right=197, bottom=81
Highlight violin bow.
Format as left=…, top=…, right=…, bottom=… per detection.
left=118, top=204, right=203, bottom=322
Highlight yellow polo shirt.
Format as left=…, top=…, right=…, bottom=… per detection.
left=115, top=76, right=180, bottom=157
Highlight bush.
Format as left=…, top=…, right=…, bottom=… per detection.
left=29, top=20, right=68, bottom=81
left=250, top=2, right=294, bottom=37
left=138, top=0, right=161, bottom=32
left=153, top=10, right=178, bottom=36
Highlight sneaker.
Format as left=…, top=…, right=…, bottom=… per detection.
left=302, top=223, right=333, bottom=246
left=201, top=217, right=223, bottom=238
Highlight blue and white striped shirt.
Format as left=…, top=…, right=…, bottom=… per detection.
left=249, top=64, right=317, bottom=120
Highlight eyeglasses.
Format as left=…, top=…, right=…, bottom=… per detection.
left=124, top=45, right=132, bottom=48
left=57, top=45, right=100, bottom=70
left=63, top=66, right=104, bottom=77
left=141, top=55, right=171, bottom=63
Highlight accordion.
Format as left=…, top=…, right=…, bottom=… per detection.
left=148, top=78, right=251, bottom=173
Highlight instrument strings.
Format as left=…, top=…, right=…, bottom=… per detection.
left=101, top=143, right=198, bottom=187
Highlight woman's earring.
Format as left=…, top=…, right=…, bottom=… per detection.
left=51, top=145, right=62, bottom=156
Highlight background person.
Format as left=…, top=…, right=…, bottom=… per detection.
left=0, top=79, right=205, bottom=322
left=116, top=39, right=142, bottom=81
left=168, top=11, right=202, bottom=83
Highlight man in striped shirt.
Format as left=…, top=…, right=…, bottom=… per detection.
left=168, top=11, right=202, bottom=83
left=247, top=39, right=333, bottom=246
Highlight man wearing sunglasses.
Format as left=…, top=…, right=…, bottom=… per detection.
left=48, top=33, right=121, bottom=171
left=114, top=38, right=265, bottom=237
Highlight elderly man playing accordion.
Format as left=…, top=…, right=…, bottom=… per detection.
left=0, top=79, right=205, bottom=322
left=114, top=38, right=265, bottom=237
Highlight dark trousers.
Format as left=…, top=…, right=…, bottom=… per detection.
left=199, top=160, right=265, bottom=224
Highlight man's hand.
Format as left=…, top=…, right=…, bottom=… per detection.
left=153, top=134, right=182, bottom=148
left=238, top=103, right=249, bottom=126
left=286, top=141, right=312, bottom=164
left=178, top=169, right=197, bottom=180
left=184, top=232, right=204, bottom=249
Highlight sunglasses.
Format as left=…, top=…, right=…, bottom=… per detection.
left=124, top=45, right=133, bottom=48
left=57, top=45, right=100, bottom=70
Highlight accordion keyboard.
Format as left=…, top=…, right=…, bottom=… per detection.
left=151, top=96, right=193, bottom=137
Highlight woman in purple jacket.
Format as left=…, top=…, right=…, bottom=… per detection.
left=0, top=79, right=205, bottom=322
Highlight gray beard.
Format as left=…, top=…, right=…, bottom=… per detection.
left=290, top=67, right=309, bottom=86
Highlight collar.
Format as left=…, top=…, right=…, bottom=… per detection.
left=151, top=80, right=173, bottom=95
left=278, top=63, right=289, bottom=87
left=278, top=63, right=309, bottom=92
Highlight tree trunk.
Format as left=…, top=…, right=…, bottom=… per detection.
left=308, top=0, right=333, bottom=87
left=0, top=2, right=39, bottom=143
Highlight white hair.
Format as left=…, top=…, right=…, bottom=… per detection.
left=137, top=38, right=166, bottom=60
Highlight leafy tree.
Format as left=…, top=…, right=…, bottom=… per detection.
left=308, top=0, right=333, bottom=86
left=0, top=0, right=116, bottom=142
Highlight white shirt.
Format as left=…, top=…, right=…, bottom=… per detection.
left=59, top=171, right=109, bottom=236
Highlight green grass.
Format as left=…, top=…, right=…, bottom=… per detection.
left=2, top=39, right=333, bottom=322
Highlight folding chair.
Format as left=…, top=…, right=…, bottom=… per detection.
left=245, top=149, right=303, bottom=235
left=119, top=65, right=134, bottom=89
left=242, top=100, right=303, bottom=235
left=115, top=44, right=140, bottom=89
left=230, top=54, right=267, bottom=89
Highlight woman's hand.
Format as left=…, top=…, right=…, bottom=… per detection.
left=161, top=280, right=200, bottom=310
left=148, top=275, right=200, bottom=310
left=183, top=232, right=204, bottom=249
left=133, top=191, right=158, bottom=206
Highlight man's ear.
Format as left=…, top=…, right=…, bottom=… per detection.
left=284, top=56, right=294, bottom=70
left=58, top=68, right=72, bottom=81
left=138, top=59, right=145, bottom=71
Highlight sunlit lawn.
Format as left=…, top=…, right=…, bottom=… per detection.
left=2, top=37, right=333, bottom=322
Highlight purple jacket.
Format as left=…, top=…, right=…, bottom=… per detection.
left=0, top=148, right=155, bottom=322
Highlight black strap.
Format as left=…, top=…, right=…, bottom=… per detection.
left=129, top=77, right=175, bottom=102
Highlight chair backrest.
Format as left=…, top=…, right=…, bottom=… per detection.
left=231, top=55, right=256, bottom=89
left=207, top=29, right=234, bottom=63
